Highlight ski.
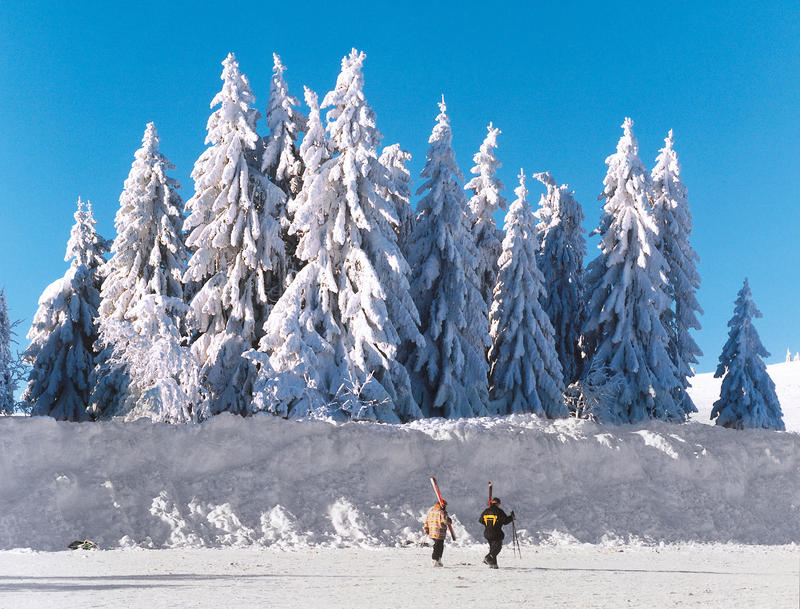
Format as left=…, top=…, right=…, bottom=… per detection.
left=429, top=476, right=456, bottom=540
left=488, top=481, right=493, bottom=506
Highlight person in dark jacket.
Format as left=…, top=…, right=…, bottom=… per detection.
left=478, top=497, right=514, bottom=568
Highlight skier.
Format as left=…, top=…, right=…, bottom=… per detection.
left=424, top=500, right=452, bottom=567
left=478, top=497, right=514, bottom=568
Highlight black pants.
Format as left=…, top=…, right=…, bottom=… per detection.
left=485, top=538, right=503, bottom=564
left=431, top=538, right=444, bottom=561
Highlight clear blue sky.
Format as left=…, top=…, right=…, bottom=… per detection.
left=1, top=0, right=799, bottom=374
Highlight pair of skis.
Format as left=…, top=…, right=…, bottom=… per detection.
left=429, top=476, right=456, bottom=540
left=430, top=477, right=521, bottom=557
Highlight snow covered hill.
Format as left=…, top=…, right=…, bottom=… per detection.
left=688, top=360, right=800, bottom=432
left=1, top=362, right=798, bottom=551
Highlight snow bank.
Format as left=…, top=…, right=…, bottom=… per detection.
left=2, top=399, right=799, bottom=550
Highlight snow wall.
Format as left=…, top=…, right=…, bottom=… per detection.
left=1, top=412, right=799, bottom=551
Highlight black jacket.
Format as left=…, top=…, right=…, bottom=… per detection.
left=478, top=505, right=513, bottom=540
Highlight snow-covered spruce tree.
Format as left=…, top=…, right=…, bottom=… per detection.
left=183, top=53, right=286, bottom=418
left=581, top=118, right=682, bottom=423
left=711, top=278, right=784, bottom=430
left=651, top=130, right=703, bottom=417
left=0, top=289, right=17, bottom=414
left=378, top=144, right=415, bottom=261
left=466, top=123, right=507, bottom=310
left=406, top=97, right=490, bottom=418
left=23, top=199, right=109, bottom=421
left=261, top=53, right=307, bottom=277
left=489, top=171, right=566, bottom=417
left=262, top=53, right=306, bottom=198
left=248, top=87, right=331, bottom=418
left=255, top=51, right=422, bottom=422
left=534, top=171, right=586, bottom=385
left=91, top=122, right=189, bottom=419
left=100, top=295, right=201, bottom=423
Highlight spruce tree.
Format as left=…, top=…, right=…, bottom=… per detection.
left=261, top=53, right=306, bottom=198
left=378, top=144, right=415, bottom=261
left=466, top=123, right=507, bottom=310
left=651, top=130, right=703, bottom=417
left=251, top=87, right=331, bottom=418
left=91, top=122, right=189, bottom=419
left=0, top=289, right=17, bottom=414
left=582, top=118, right=681, bottom=423
left=406, top=97, right=489, bottom=418
left=23, top=200, right=109, bottom=421
left=489, top=171, right=566, bottom=417
left=102, top=295, right=201, bottom=423
left=534, top=171, right=586, bottom=385
left=261, top=53, right=307, bottom=278
left=711, top=279, right=784, bottom=430
left=256, top=51, right=422, bottom=422
left=183, top=53, right=286, bottom=417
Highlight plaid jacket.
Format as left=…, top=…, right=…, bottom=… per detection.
left=424, top=505, right=451, bottom=540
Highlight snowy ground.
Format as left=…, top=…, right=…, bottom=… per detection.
left=1, top=361, right=798, bottom=607
left=1, top=545, right=797, bottom=609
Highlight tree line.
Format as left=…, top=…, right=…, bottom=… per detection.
left=3, top=49, right=784, bottom=430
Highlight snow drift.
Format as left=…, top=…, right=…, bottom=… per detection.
left=1, top=362, right=798, bottom=551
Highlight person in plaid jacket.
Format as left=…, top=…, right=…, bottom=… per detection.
left=424, top=500, right=452, bottom=567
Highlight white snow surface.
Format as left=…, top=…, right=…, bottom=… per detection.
left=1, top=361, right=799, bottom=553
left=1, top=545, right=797, bottom=609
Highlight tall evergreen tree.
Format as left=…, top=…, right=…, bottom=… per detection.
left=261, top=53, right=307, bottom=279
left=711, top=279, right=784, bottom=430
left=466, top=123, right=507, bottom=309
left=100, top=295, right=202, bottom=423
left=183, top=53, right=286, bottom=417
left=378, top=144, right=415, bottom=261
left=582, top=118, right=681, bottom=423
left=23, top=200, right=109, bottom=421
left=261, top=53, right=306, bottom=198
left=0, top=289, right=17, bottom=414
left=489, top=171, right=566, bottom=417
left=406, top=97, right=489, bottom=418
left=534, top=172, right=586, bottom=385
left=651, top=130, right=703, bottom=417
left=250, top=87, right=331, bottom=418
left=91, top=122, right=189, bottom=418
left=256, top=51, right=422, bottom=422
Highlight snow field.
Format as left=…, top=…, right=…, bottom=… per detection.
left=2, top=360, right=800, bottom=552
left=0, top=545, right=797, bottom=609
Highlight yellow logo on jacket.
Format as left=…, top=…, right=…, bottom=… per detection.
left=482, top=514, right=498, bottom=526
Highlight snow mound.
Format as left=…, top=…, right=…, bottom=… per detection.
left=2, top=402, right=799, bottom=550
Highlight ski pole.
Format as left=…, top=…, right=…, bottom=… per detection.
left=511, top=513, right=521, bottom=558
